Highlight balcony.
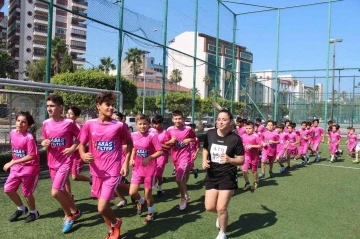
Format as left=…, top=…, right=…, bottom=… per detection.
left=70, top=45, right=86, bottom=54
left=71, top=21, right=87, bottom=29
left=34, top=3, right=49, bottom=13
left=72, top=0, right=88, bottom=11
left=72, top=12, right=87, bottom=22
left=34, top=27, right=48, bottom=37
left=34, top=15, right=48, bottom=25
left=73, top=57, right=86, bottom=65
left=33, top=40, right=47, bottom=49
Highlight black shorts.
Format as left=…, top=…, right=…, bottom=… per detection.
left=205, top=173, right=238, bottom=190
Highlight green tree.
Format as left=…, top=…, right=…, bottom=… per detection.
left=26, top=57, right=47, bottom=82
left=0, top=52, right=14, bottom=78
left=60, top=52, right=74, bottom=73
left=134, top=96, right=160, bottom=114
left=203, top=74, right=211, bottom=85
left=124, top=48, right=143, bottom=80
left=52, top=37, right=68, bottom=74
left=52, top=70, right=137, bottom=110
left=155, top=92, right=201, bottom=117
left=98, top=57, right=116, bottom=74
left=169, top=69, right=182, bottom=90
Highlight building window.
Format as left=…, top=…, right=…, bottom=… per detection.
left=207, top=44, right=221, bottom=53
left=28, top=0, right=33, bottom=3
left=225, top=48, right=234, bottom=56
left=56, top=27, right=66, bottom=35
left=34, top=48, right=46, bottom=56
left=27, top=11, right=33, bottom=16
left=26, top=48, right=31, bottom=53
left=56, top=16, right=67, bottom=23
left=27, top=23, right=32, bottom=28
left=71, top=29, right=86, bottom=35
left=71, top=40, right=86, bottom=47
left=240, top=52, right=253, bottom=61
left=26, top=36, right=32, bottom=41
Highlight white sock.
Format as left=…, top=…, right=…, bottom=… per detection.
left=157, top=185, right=162, bottom=191
left=138, top=197, right=145, bottom=204
left=17, top=205, right=25, bottom=211
left=30, top=209, right=38, bottom=214
left=148, top=205, right=154, bottom=214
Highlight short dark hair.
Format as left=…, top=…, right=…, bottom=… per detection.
left=172, top=110, right=184, bottom=119
left=152, top=115, right=164, bottom=124
left=255, top=118, right=262, bottom=123
left=46, top=94, right=64, bottom=106
left=301, top=121, right=307, bottom=125
left=276, top=124, right=285, bottom=130
left=245, top=121, right=254, bottom=128
left=327, top=120, right=333, bottom=125
left=68, top=106, right=81, bottom=117
left=290, top=123, right=296, bottom=128
left=236, top=117, right=243, bottom=123
left=115, top=112, right=124, bottom=121
left=135, top=114, right=150, bottom=123
left=16, top=111, right=35, bottom=127
left=96, top=91, right=115, bottom=105
left=284, top=119, right=291, bottom=124
left=218, top=109, right=233, bottom=120
left=189, top=123, right=196, bottom=129
left=265, top=120, right=274, bottom=126
left=313, top=119, right=319, bottom=124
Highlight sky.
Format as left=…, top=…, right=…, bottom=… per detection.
left=2, top=0, right=360, bottom=92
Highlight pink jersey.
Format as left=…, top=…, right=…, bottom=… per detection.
left=120, top=123, right=131, bottom=164
left=189, top=137, right=200, bottom=160
left=42, top=118, right=80, bottom=169
left=152, top=128, right=169, bottom=161
left=329, top=132, right=341, bottom=144
left=312, top=127, right=325, bottom=143
left=261, top=130, right=279, bottom=156
left=298, top=129, right=312, bottom=144
left=165, top=125, right=196, bottom=162
left=79, top=119, right=130, bottom=177
left=347, top=133, right=357, bottom=152
left=10, top=130, right=39, bottom=176
left=242, top=133, right=262, bottom=159
left=257, top=125, right=266, bottom=134
left=131, top=131, right=162, bottom=177
left=237, top=126, right=246, bottom=136
left=277, top=132, right=289, bottom=152
left=69, top=123, right=82, bottom=164
left=287, top=132, right=298, bottom=150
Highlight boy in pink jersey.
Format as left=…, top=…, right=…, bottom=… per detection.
left=241, top=122, right=262, bottom=191
left=255, top=118, right=266, bottom=135
left=297, top=121, right=312, bottom=165
left=129, top=114, right=163, bottom=223
left=311, top=119, right=325, bottom=163
left=165, top=110, right=196, bottom=210
left=41, top=94, right=81, bottom=233
left=152, top=115, right=171, bottom=197
left=275, top=124, right=289, bottom=173
left=328, top=124, right=341, bottom=163
left=286, top=124, right=299, bottom=169
left=64, top=106, right=91, bottom=196
left=346, top=127, right=357, bottom=158
left=284, top=120, right=291, bottom=133
left=236, top=118, right=246, bottom=136
left=259, top=120, right=279, bottom=179
left=3, top=112, right=40, bottom=223
left=79, top=92, right=133, bottom=239
left=187, top=123, right=200, bottom=180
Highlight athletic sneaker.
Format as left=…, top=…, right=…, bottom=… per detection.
left=242, top=183, right=251, bottom=191
left=117, top=199, right=127, bottom=208
left=269, top=171, right=275, bottom=178
left=179, top=198, right=187, bottom=210
left=352, top=159, right=359, bottom=164
left=194, top=169, right=199, bottom=179
left=216, top=218, right=220, bottom=230
left=73, top=209, right=82, bottom=221
left=24, top=211, right=40, bottom=223
left=136, top=202, right=144, bottom=215
left=216, top=231, right=227, bottom=239
left=172, top=169, right=176, bottom=175
left=301, top=161, right=306, bottom=165
left=9, top=207, right=28, bottom=222
left=251, top=182, right=258, bottom=190
left=62, top=216, right=74, bottom=233
left=280, top=167, right=285, bottom=174
left=144, top=213, right=154, bottom=223
left=157, top=190, right=163, bottom=198
left=108, top=218, right=122, bottom=239
left=258, top=173, right=265, bottom=179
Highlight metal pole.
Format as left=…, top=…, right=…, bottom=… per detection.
left=273, top=8, right=281, bottom=121
left=214, top=0, right=220, bottom=122
left=324, top=0, right=332, bottom=130
left=331, top=43, right=335, bottom=120
left=352, top=76, right=355, bottom=127
left=142, top=54, right=147, bottom=114
left=191, top=0, right=198, bottom=123
left=230, top=14, right=237, bottom=114
left=45, top=0, right=54, bottom=118
left=337, top=68, right=340, bottom=123
left=116, top=0, right=125, bottom=112
left=313, top=77, right=316, bottom=119
left=161, top=0, right=168, bottom=116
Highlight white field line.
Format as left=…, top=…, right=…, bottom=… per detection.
left=312, top=164, right=360, bottom=170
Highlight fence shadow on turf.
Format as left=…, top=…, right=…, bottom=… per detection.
left=227, top=205, right=277, bottom=238
left=121, top=195, right=205, bottom=238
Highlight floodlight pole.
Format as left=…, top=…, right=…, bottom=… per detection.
left=230, top=14, right=237, bottom=114
left=214, top=0, right=220, bottom=123
left=45, top=0, right=54, bottom=118
left=191, top=0, right=198, bottom=124
left=273, top=8, right=280, bottom=121
left=161, top=0, right=169, bottom=116
left=116, top=0, right=125, bottom=112
left=324, top=0, right=332, bottom=129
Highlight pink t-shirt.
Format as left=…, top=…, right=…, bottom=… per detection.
left=329, top=132, right=341, bottom=145
left=298, top=129, right=312, bottom=144
left=261, top=130, right=279, bottom=156
left=189, top=137, right=200, bottom=159
left=121, top=123, right=131, bottom=164
left=257, top=125, right=266, bottom=134
left=10, top=130, right=39, bottom=176
left=79, top=119, right=130, bottom=177
left=287, top=132, right=298, bottom=150
left=42, top=118, right=80, bottom=169
left=165, top=125, right=196, bottom=162
left=69, top=123, right=82, bottom=163
left=242, top=133, right=262, bottom=159
left=237, top=127, right=246, bottom=136
left=347, top=133, right=357, bottom=145
left=312, top=127, right=325, bottom=143
left=131, top=131, right=162, bottom=176
left=153, top=128, right=169, bottom=162
left=277, top=132, right=289, bottom=152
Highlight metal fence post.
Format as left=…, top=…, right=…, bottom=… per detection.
left=191, top=0, right=198, bottom=123
left=116, top=0, right=125, bottom=112
left=324, top=0, right=332, bottom=129
left=161, top=0, right=168, bottom=116
left=45, top=0, right=54, bottom=118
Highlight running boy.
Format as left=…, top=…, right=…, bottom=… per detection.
left=41, top=95, right=81, bottom=233
left=241, top=122, right=262, bottom=190
left=298, top=121, right=312, bottom=165
left=3, top=112, right=40, bottom=223
left=188, top=123, right=200, bottom=180
left=286, top=123, right=299, bottom=169
left=129, top=114, right=163, bottom=223
left=259, top=120, right=279, bottom=179
left=165, top=110, right=196, bottom=210
left=79, top=91, right=133, bottom=239
left=311, top=119, right=325, bottom=163
left=275, top=124, right=288, bottom=173
left=346, top=127, right=357, bottom=158
left=328, top=124, right=341, bottom=163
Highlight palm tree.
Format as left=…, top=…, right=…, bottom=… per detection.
left=124, top=48, right=143, bottom=80
left=203, top=74, right=211, bottom=85
left=51, top=37, right=67, bottom=74
left=191, top=87, right=200, bottom=96
left=293, top=79, right=298, bottom=88
left=99, top=57, right=116, bottom=74
left=170, top=69, right=182, bottom=90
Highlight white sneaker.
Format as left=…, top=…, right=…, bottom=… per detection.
left=215, top=231, right=227, bottom=239
left=216, top=218, right=220, bottom=230
left=179, top=198, right=187, bottom=210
